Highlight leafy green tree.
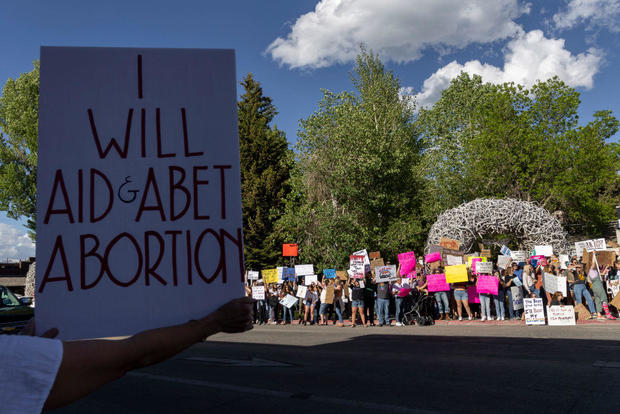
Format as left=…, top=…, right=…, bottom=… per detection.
left=238, top=74, right=291, bottom=271
left=418, top=73, right=620, bottom=236
left=276, top=48, right=426, bottom=269
left=0, top=61, right=39, bottom=237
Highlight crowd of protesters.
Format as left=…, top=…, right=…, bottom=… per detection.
left=246, top=254, right=620, bottom=326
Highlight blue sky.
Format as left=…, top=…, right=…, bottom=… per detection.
left=1, top=0, right=619, bottom=260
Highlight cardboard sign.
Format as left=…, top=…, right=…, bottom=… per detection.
left=282, top=243, right=298, bottom=256
left=323, top=286, right=335, bottom=304
left=543, top=273, right=567, bottom=296
left=574, top=303, right=591, bottom=320
left=369, top=251, right=381, bottom=260
left=247, top=271, right=259, bottom=280
left=262, top=269, right=278, bottom=284
left=524, top=298, right=545, bottom=325
left=467, top=286, right=480, bottom=303
left=500, top=245, right=511, bottom=256
left=446, top=255, right=463, bottom=266
left=251, top=286, right=265, bottom=300
left=476, top=262, right=493, bottom=275
left=323, top=269, right=336, bottom=279
left=336, top=270, right=348, bottom=281
left=427, top=274, right=450, bottom=292
left=370, top=258, right=385, bottom=273
left=497, top=255, right=512, bottom=269
left=547, top=306, right=576, bottom=326
left=279, top=294, right=297, bottom=309
left=480, top=249, right=492, bottom=258
left=511, top=286, right=524, bottom=310
left=304, top=275, right=318, bottom=285
left=398, top=251, right=416, bottom=275
left=535, top=245, right=553, bottom=257
left=295, top=264, right=314, bottom=276
left=36, top=47, right=243, bottom=339
left=445, top=264, right=468, bottom=283
left=349, top=255, right=366, bottom=279
left=476, top=275, right=499, bottom=295
left=595, top=250, right=617, bottom=267
left=439, top=237, right=461, bottom=251
left=510, top=251, right=528, bottom=263
left=375, top=265, right=398, bottom=283
left=296, top=285, right=308, bottom=299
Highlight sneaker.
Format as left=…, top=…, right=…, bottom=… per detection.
left=606, top=315, right=616, bottom=320
left=481, top=316, right=486, bottom=322
left=500, top=317, right=505, bottom=321
left=458, top=316, right=463, bottom=321
left=468, top=316, right=472, bottom=321
left=395, top=322, right=403, bottom=326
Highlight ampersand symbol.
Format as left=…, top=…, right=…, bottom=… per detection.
left=118, top=176, right=139, bottom=203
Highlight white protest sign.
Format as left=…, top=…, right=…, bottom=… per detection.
left=524, top=298, right=545, bottom=325
left=247, top=271, right=259, bottom=280
left=497, top=255, right=512, bottom=269
left=446, top=255, right=463, bottom=266
left=476, top=262, right=493, bottom=275
left=511, top=286, right=524, bottom=310
left=295, top=264, right=314, bottom=276
left=559, top=254, right=569, bottom=270
left=500, top=245, right=511, bottom=256
left=510, top=251, right=528, bottom=262
left=375, top=265, right=398, bottom=283
left=349, top=255, right=366, bottom=279
left=607, top=280, right=620, bottom=298
left=279, top=294, right=298, bottom=309
left=251, top=286, right=265, bottom=300
left=543, top=273, right=567, bottom=296
left=576, top=238, right=606, bottom=254
left=547, top=306, right=576, bottom=326
left=36, top=47, right=243, bottom=339
left=574, top=241, right=587, bottom=257
left=352, top=249, right=370, bottom=266
left=296, top=285, right=308, bottom=299
left=535, top=245, right=553, bottom=257
left=304, top=275, right=318, bottom=285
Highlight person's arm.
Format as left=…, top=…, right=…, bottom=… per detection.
left=44, top=297, right=253, bottom=410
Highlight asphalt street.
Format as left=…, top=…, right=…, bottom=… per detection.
left=52, top=323, right=620, bottom=413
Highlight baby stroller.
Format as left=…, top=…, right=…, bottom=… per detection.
left=402, top=289, right=435, bottom=326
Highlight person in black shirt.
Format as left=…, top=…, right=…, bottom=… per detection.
left=350, top=280, right=366, bottom=328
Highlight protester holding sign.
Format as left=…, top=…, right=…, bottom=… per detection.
left=350, top=280, right=366, bottom=328
left=569, top=263, right=597, bottom=317
left=492, top=269, right=506, bottom=321
left=333, top=280, right=345, bottom=327
left=502, top=266, right=521, bottom=320
left=376, top=282, right=391, bottom=326
left=302, top=285, right=318, bottom=326
left=522, top=264, right=537, bottom=297
left=588, top=258, right=616, bottom=320
left=452, top=277, right=473, bottom=321
left=2, top=297, right=253, bottom=412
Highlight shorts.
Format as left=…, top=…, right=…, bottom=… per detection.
left=304, top=300, right=313, bottom=307
left=319, top=303, right=330, bottom=315
left=453, top=290, right=468, bottom=301
left=351, top=299, right=364, bottom=308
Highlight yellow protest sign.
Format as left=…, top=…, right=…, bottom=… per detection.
left=262, top=268, right=278, bottom=284
left=467, top=256, right=487, bottom=268
left=445, top=264, right=468, bottom=283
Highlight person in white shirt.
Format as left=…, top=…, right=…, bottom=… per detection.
left=0, top=297, right=253, bottom=413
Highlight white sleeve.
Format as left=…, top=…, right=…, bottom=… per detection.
left=0, top=335, right=63, bottom=414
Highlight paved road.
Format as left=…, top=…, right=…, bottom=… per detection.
left=52, top=324, right=620, bottom=413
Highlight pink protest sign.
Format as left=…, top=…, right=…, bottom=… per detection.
left=398, top=251, right=416, bottom=276
left=467, top=286, right=480, bottom=303
left=476, top=275, right=499, bottom=295
left=425, top=251, right=441, bottom=263
left=427, top=274, right=450, bottom=292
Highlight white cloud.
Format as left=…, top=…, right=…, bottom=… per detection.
left=407, top=30, right=604, bottom=108
left=553, top=0, right=620, bottom=32
left=267, top=0, right=530, bottom=68
left=0, top=222, right=35, bottom=261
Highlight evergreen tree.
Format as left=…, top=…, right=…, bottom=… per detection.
left=238, top=74, right=291, bottom=271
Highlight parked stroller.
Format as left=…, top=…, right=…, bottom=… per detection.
left=402, top=289, right=435, bottom=326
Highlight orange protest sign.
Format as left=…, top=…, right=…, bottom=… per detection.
left=282, top=243, right=298, bottom=257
